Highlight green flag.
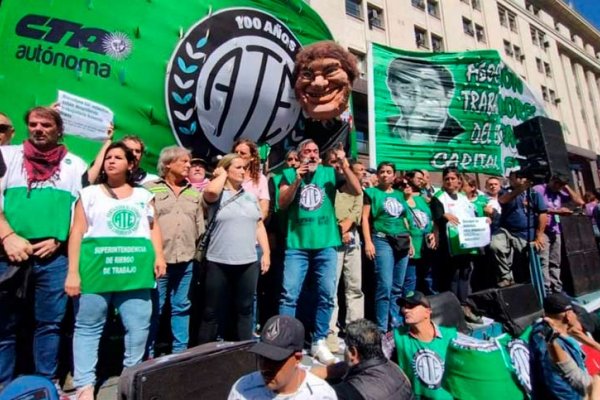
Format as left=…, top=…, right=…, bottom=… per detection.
left=368, top=42, right=546, bottom=175
left=0, top=0, right=332, bottom=171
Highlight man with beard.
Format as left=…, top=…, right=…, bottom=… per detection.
left=228, top=315, right=336, bottom=399
left=0, top=107, right=87, bottom=388
left=278, top=139, right=361, bottom=365
left=386, top=58, right=464, bottom=144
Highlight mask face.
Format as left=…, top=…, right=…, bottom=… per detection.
left=295, top=57, right=351, bottom=121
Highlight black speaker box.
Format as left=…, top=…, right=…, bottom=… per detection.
left=118, top=341, right=256, bottom=400
left=468, top=284, right=542, bottom=336
left=427, top=292, right=469, bottom=334
left=513, top=116, right=570, bottom=183
left=561, top=215, right=599, bottom=254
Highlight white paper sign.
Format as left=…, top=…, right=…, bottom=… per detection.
left=58, top=91, right=113, bottom=140
left=457, top=217, right=490, bottom=249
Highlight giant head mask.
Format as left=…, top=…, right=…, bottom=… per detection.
left=293, top=41, right=358, bottom=121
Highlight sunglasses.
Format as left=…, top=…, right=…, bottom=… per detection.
left=0, top=124, right=13, bottom=134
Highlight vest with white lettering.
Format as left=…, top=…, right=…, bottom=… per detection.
left=78, top=185, right=155, bottom=294
left=434, top=190, right=478, bottom=256
left=0, top=144, right=87, bottom=241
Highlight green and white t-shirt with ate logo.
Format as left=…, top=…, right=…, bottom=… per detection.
left=0, top=144, right=87, bottom=241
left=78, top=185, right=156, bottom=294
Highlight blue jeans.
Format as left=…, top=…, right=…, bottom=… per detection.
left=73, top=290, right=151, bottom=388
left=279, top=247, right=337, bottom=341
left=0, top=254, right=68, bottom=386
left=403, top=260, right=417, bottom=296
left=373, top=235, right=409, bottom=332
left=148, top=261, right=193, bottom=356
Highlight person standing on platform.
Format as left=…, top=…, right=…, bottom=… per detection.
left=65, top=142, right=165, bottom=399
left=188, top=157, right=210, bottom=191
left=278, top=139, right=361, bottom=365
left=490, top=171, right=548, bottom=288
left=0, top=107, right=87, bottom=389
left=0, top=113, right=15, bottom=146
left=362, top=162, right=413, bottom=333
left=145, top=146, right=204, bottom=356
left=533, top=175, right=584, bottom=294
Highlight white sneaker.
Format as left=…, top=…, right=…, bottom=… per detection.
left=311, top=339, right=339, bottom=365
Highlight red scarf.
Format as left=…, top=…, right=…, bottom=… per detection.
left=23, top=140, right=67, bottom=189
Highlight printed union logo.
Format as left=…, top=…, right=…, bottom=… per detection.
left=165, top=8, right=302, bottom=157
left=299, top=184, right=324, bottom=211
left=508, top=339, right=531, bottom=393
left=101, top=32, right=133, bottom=60
left=107, top=206, right=140, bottom=235
left=412, top=349, right=444, bottom=389
left=383, top=197, right=404, bottom=217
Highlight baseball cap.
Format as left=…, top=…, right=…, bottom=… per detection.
left=249, top=315, right=305, bottom=361
left=397, top=291, right=431, bottom=308
left=190, top=158, right=207, bottom=166
left=543, top=293, right=573, bottom=314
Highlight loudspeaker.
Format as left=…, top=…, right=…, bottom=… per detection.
left=468, top=284, right=542, bottom=336
left=118, top=341, right=256, bottom=400
left=559, top=215, right=600, bottom=296
left=427, top=292, right=469, bottom=334
left=513, top=116, right=570, bottom=183
left=561, top=215, right=599, bottom=254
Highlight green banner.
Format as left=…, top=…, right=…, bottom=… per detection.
left=368, top=43, right=546, bottom=175
left=0, top=0, right=333, bottom=171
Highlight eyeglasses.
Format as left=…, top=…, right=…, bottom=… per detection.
left=0, top=124, right=13, bottom=134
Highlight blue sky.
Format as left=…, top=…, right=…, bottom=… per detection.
left=571, top=0, right=600, bottom=30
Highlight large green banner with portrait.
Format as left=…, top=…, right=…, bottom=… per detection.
left=368, top=42, right=546, bottom=175
left=0, top=0, right=333, bottom=171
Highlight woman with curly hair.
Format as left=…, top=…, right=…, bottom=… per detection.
left=232, top=139, right=269, bottom=220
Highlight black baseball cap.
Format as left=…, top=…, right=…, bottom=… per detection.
left=397, top=291, right=431, bottom=308
left=190, top=158, right=207, bottom=167
left=249, top=315, right=305, bottom=361
left=543, top=293, right=573, bottom=314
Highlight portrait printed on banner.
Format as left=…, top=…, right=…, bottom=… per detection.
left=386, top=57, right=464, bottom=144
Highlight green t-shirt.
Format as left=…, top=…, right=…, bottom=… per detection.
left=364, top=187, right=411, bottom=236
left=394, top=325, right=457, bottom=400
left=469, top=193, right=490, bottom=217
left=407, top=195, right=433, bottom=259
left=282, top=165, right=341, bottom=250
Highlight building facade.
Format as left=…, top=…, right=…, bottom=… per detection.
left=307, top=0, right=600, bottom=189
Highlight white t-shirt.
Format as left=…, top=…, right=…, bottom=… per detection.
left=228, top=371, right=337, bottom=400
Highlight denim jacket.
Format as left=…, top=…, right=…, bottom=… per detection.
left=530, top=321, right=587, bottom=400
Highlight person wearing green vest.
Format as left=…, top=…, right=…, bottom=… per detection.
left=430, top=167, right=480, bottom=322
left=0, top=107, right=87, bottom=389
left=394, top=291, right=457, bottom=400
left=362, top=161, right=413, bottom=333
left=65, top=141, right=166, bottom=399
left=399, top=174, right=436, bottom=296
left=278, top=139, right=362, bottom=365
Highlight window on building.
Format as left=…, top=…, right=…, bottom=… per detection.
left=411, top=0, right=425, bottom=11
left=415, top=26, right=429, bottom=49
left=504, top=40, right=513, bottom=57
left=498, top=6, right=508, bottom=27
left=427, top=0, right=440, bottom=18
left=536, top=57, right=543, bottom=73
left=431, top=34, right=444, bottom=52
left=367, top=4, right=384, bottom=29
left=513, top=45, right=523, bottom=61
left=549, top=89, right=557, bottom=104
left=463, top=17, right=474, bottom=36
left=475, top=24, right=486, bottom=43
left=541, top=85, right=549, bottom=102
left=526, top=1, right=540, bottom=16
left=544, top=62, right=552, bottom=77
left=508, top=14, right=518, bottom=32
left=350, top=49, right=367, bottom=78
left=345, top=0, right=362, bottom=19
left=472, top=0, right=481, bottom=11
left=530, top=26, right=538, bottom=46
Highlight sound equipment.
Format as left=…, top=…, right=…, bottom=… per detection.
left=427, top=292, right=469, bottom=334
left=118, top=341, right=256, bottom=400
left=468, top=284, right=542, bottom=336
left=513, top=116, right=570, bottom=184
left=560, top=215, right=600, bottom=296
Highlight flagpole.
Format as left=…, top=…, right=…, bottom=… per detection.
left=367, top=41, right=377, bottom=169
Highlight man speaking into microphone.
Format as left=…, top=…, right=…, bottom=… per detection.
left=278, top=139, right=362, bottom=365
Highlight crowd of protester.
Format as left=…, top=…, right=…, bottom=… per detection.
left=3, top=106, right=600, bottom=399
